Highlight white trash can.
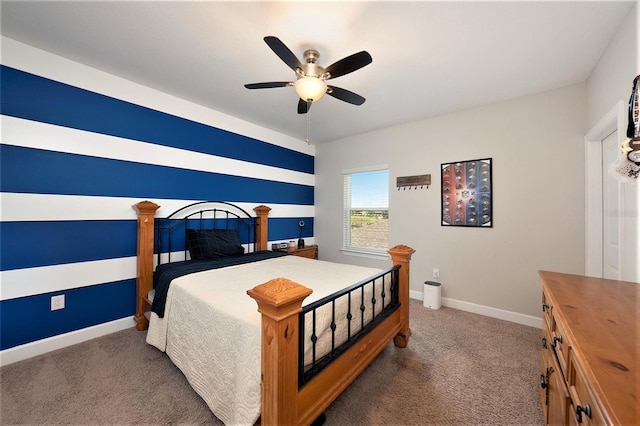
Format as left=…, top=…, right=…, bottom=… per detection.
left=423, top=281, right=442, bottom=310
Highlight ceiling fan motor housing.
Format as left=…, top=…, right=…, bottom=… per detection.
left=299, top=50, right=326, bottom=79
left=303, top=49, right=320, bottom=64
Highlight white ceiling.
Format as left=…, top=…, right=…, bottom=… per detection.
left=1, top=1, right=635, bottom=144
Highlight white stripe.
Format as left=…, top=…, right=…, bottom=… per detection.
left=1, top=36, right=315, bottom=156
left=1, top=116, right=315, bottom=186
left=0, top=236, right=315, bottom=301
left=0, top=257, right=137, bottom=301
left=0, top=193, right=315, bottom=221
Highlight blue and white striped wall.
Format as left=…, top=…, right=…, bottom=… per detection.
left=0, top=37, right=315, bottom=365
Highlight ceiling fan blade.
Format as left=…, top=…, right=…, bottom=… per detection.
left=244, top=82, right=291, bottom=89
left=324, top=51, right=372, bottom=80
left=327, top=85, right=366, bottom=105
left=297, top=98, right=312, bottom=114
left=264, top=36, right=303, bottom=72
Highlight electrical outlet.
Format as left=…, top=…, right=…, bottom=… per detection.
left=433, top=269, right=440, bottom=280
left=51, top=295, right=65, bottom=311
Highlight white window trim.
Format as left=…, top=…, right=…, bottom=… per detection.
left=342, top=164, right=389, bottom=258
left=340, top=246, right=390, bottom=260
left=342, top=164, right=389, bottom=175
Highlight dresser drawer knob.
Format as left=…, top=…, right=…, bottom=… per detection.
left=576, top=404, right=592, bottom=422
left=552, top=335, right=563, bottom=348
left=542, top=303, right=550, bottom=312
left=541, top=337, right=547, bottom=349
left=540, top=374, right=548, bottom=389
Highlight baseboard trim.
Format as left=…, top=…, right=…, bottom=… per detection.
left=409, top=290, right=542, bottom=328
left=0, top=317, right=135, bottom=367
left=3, top=293, right=542, bottom=367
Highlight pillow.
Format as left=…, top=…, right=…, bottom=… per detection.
left=186, top=229, right=245, bottom=260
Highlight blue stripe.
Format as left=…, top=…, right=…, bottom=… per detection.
left=267, top=217, right=315, bottom=242
left=0, top=65, right=314, bottom=174
left=0, top=220, right=137, bottom=271
left=0, top=145, right=314, bottom=204
left=0, top=217, right=314, bottom=271
left=0, top=279, right=135, bottom=350
left=155, top=217, right=314, bottom=253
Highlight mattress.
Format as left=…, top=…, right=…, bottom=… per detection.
left=146, top=254, right=386, bottom=426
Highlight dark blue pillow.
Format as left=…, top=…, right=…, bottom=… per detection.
left=186, top=229, right=245, bottom=260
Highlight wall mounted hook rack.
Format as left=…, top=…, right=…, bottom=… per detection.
left=397, top=174, right=431, bottom=190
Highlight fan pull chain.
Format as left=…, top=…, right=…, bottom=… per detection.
left=306, top=100, right=312, bottom=145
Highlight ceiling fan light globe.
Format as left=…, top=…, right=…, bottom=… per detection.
left=294, top=76, right=327, bottom=102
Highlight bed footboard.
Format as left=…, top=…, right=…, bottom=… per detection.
left=248, top=244, right=415, bottom=426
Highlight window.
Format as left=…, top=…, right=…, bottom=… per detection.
left=343, top=166, right=389, bottom=256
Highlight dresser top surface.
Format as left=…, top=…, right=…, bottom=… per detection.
left=538, top=270, right=639, bottom=425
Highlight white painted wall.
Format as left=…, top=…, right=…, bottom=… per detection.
left=586, top=3, right=638, bottom=130
left=315, top=84, right=587, bottom=319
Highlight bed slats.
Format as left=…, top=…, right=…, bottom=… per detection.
left=297, top=265, right=400, bottom=387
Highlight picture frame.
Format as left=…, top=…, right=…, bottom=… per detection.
left=441, top=158, right=492, bottom=227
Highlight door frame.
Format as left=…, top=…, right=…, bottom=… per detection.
left=584, top=101, right=626, bottom=277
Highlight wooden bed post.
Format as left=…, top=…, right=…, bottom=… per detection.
left=247, top=278, right=313, bottom=426
left=133, top=200, right=160, bottom=331
left=388, top=244, right=416, bottom=348
left=253, top=205, right=271, bottom=251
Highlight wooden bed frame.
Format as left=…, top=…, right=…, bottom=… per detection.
left=133, top=200, right=415, bottom=425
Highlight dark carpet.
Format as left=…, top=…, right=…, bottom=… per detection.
left=1, top=299, right=543, bottom=425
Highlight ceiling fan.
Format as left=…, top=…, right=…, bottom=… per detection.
left=244, top=36, right=372, bottom=114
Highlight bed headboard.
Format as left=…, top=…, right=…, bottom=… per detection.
left=156, top=201, right=264, bottom=264
left=132, top=200, right=271, bottom=330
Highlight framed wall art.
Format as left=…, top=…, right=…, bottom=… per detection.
left=441, top=158, right=492, bottom=227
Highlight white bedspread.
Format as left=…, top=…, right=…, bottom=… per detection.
left=146, top=255, right=384, bottom=426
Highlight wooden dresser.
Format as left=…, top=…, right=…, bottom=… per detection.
left=273, top=244, right=318, bottom=259
left=538, top=271, right=638, bottom=425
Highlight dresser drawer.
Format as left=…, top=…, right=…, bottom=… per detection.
left=292, top=245, right=318, bottom=259
left=540, top=330, right=551, bottom=420
left=547, top=339, right=572, bottom=425
left=551, top=316, right=570, bottom=378
left=568, top=354, right=605, bottom=425
left=542, top=288, right=554, bottom=331
left=273, top=245, right=318, bottom=259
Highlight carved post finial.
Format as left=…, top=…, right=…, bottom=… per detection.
left=387, top=245, right=415, bottom=348
left=248, top=278, right=312, bottom=425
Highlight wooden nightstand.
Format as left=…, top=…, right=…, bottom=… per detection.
left=274, top=245, right=318, bottom=259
